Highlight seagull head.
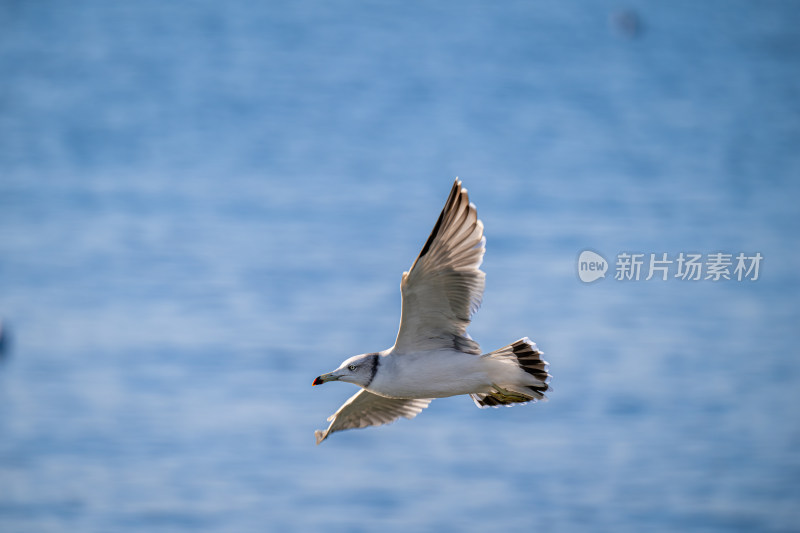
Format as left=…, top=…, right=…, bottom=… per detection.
left=313, top=353, right=379, bottom=387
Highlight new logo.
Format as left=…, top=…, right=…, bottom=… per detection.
left=577, top=250, right=608, bottom=283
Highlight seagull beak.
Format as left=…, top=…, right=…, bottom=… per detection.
left=312, top=372, right=337, bottom=386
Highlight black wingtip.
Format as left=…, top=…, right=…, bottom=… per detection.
left=418, top=179, right=462, bottom=259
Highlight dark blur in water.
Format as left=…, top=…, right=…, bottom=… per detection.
left=1, top=1, right=799, bottom=532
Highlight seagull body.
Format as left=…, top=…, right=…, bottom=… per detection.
left=313, top=179, right=550, bottom=444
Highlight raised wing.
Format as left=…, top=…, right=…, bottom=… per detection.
left=315, top=390, right=431, bottom=444
left=393, top=179, right=485, bottom=354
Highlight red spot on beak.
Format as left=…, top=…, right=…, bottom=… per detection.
left=312, top=376, right=323, bottom=386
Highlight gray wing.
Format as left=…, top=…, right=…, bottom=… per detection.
left=393, top=178, right=486, bottom=355
left=315, top=390, right=431, bottom=444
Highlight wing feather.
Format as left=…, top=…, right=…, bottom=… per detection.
left=315, top=390, right=431, bottom=444
left=393, top=179, right=486, bottom=354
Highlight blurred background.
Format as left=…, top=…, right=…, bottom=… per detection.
left=1, top=1, right=799, bottom=531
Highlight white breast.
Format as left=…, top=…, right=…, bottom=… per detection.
left=367, top=350, right=493, bottom=399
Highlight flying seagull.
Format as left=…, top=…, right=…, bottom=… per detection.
left=312, top=179, right=550, bottom=444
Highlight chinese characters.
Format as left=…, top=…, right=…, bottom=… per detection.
left=613, top=252, right=762, bottom=281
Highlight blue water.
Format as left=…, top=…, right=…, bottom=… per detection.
left=1, top=1, right=799, bottom=531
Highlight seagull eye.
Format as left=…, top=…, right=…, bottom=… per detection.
left=348, top=365, right=357, bottom=371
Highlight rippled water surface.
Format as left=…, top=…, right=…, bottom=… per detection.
left=1, top=1, right=799, bottom=531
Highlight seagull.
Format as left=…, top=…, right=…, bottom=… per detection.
left=312, top=179, right=550, bottom=444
